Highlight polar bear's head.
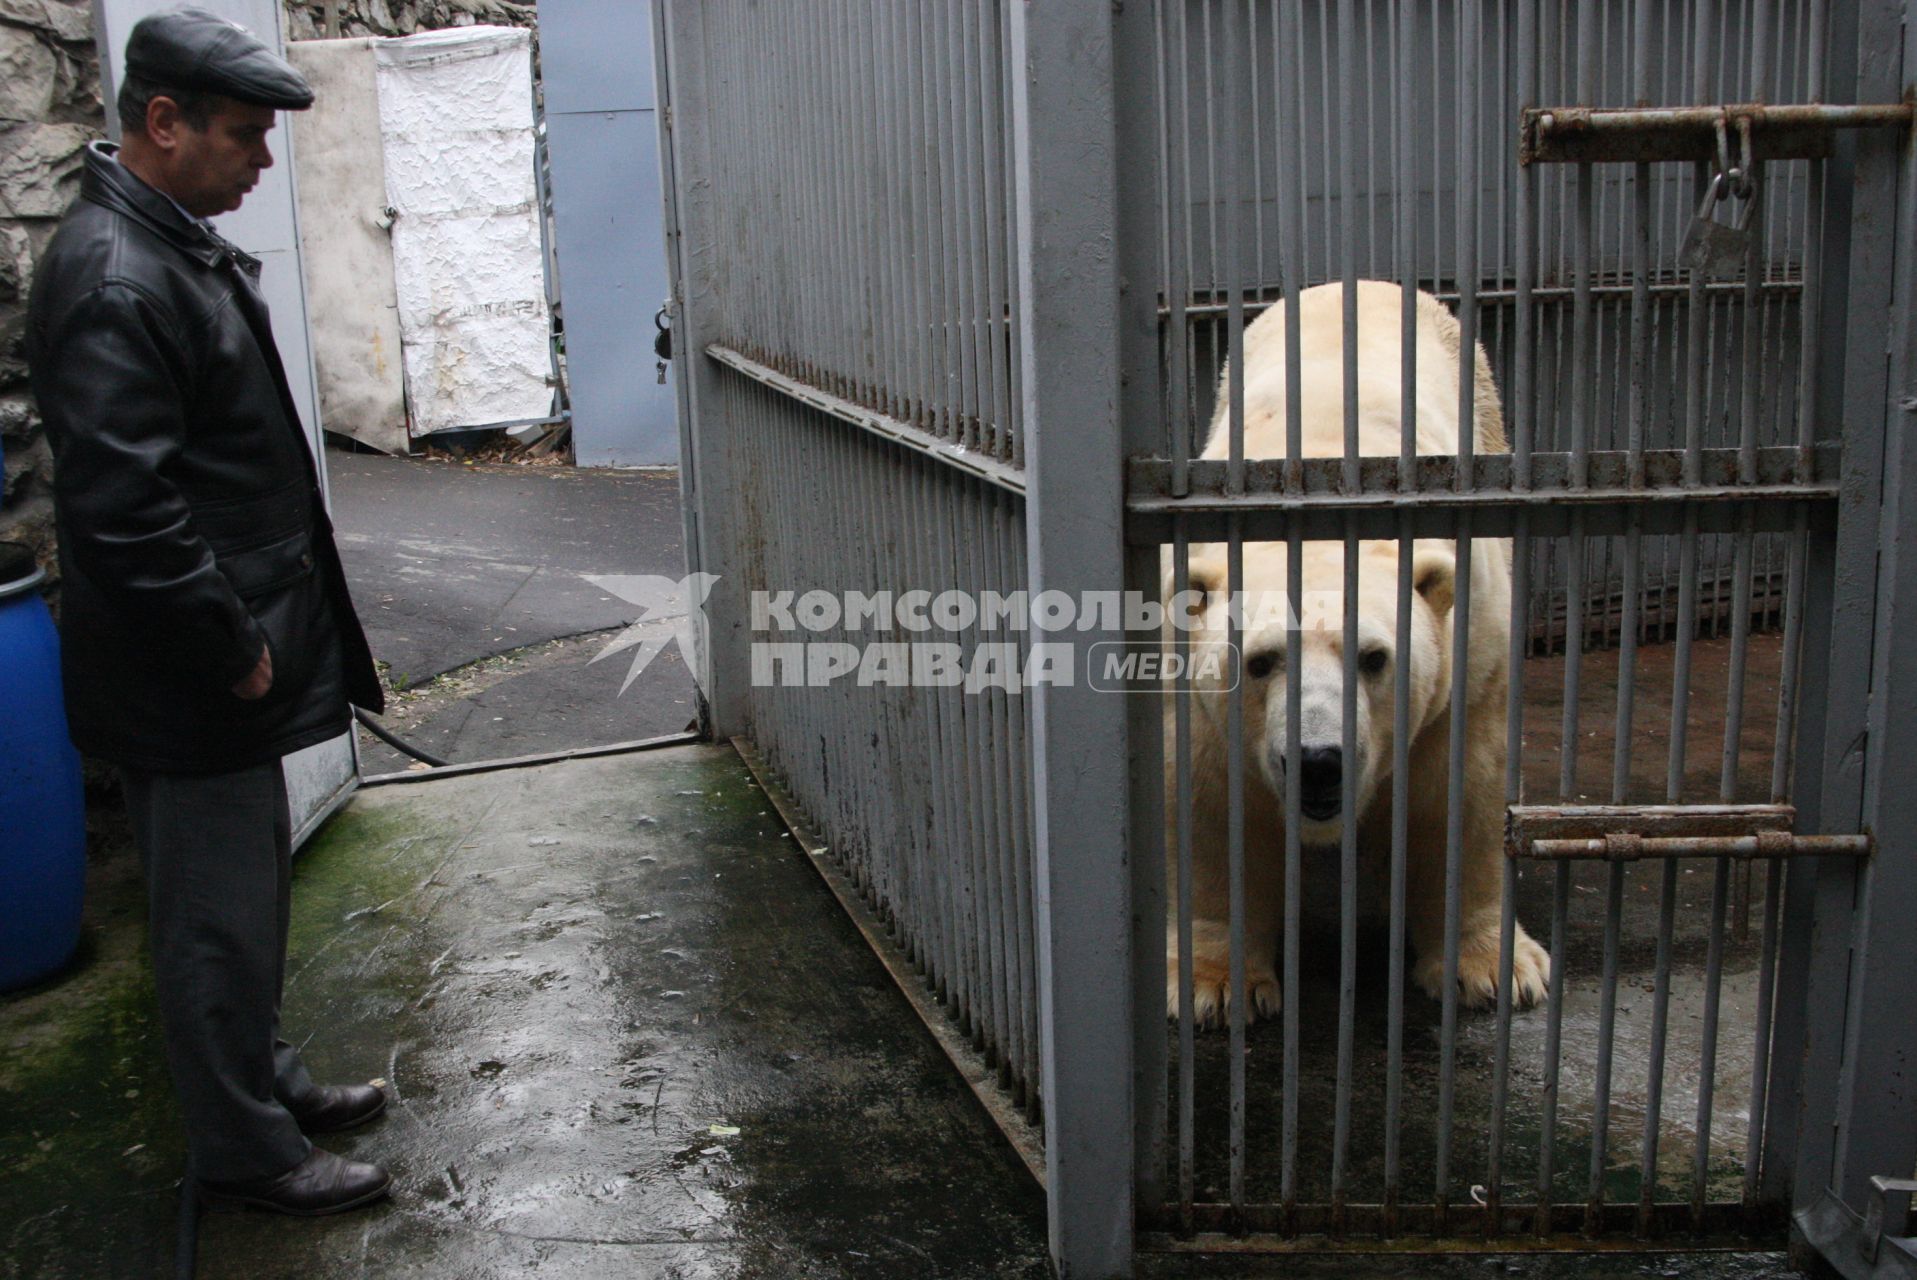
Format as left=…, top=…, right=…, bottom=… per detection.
left=1177, top=538, right=1458, bottom=845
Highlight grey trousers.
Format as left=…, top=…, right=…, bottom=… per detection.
left=121, top=761, right=316, bottom=1183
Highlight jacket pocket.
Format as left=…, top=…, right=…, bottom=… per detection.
left=214, top=527, right=316, bottom=599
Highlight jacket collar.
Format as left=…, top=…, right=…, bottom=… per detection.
left=81, top=142, right=240, bottom=272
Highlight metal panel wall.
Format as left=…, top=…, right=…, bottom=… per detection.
left=652, top=0, right=1065, bottom=1255
left=541, top=0, right=680, bottom=467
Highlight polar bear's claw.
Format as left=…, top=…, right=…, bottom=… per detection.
left=1413, top=931, right=1552, bottom=1010
left=1166, top=958, right=1283, bottom=1028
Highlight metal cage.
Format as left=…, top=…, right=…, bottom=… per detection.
left=651, top=1, right=1917, bottom=1274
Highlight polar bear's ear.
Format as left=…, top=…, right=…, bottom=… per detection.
left=1412, top=548, right=1457, bottom=617
left=1176, top=562, right=1224, bottom=623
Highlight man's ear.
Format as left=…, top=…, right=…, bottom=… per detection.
left=145, top=95, right=183, bottom=151
left=1412, top=547, right=1457, bottom=617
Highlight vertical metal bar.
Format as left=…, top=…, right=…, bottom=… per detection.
left=1227, top=522, right=1248, bottom=1216
left=1625, top=0, right=1660, bottom=1238
left=1338, top=0, right=1360, bottom=492
left=1116, top=0, right=1169, bottom=1224
left=1515, top=0, right=1538, bottom=482
left=1161, top=0, right=1193, bottom=488
left=1744, top=857, right=1786, bottom=1210
left=931, top=0, right=961, bottom=440
left=1329, top=0, right=1360, bottom=1234
left=1276, top=0, right=1305, bottom=1229
left=1005, top=491, right=1042, bottom=1118
left=1333, top=518, right=1359, bottom=1232
left=1691, top=851, right=1734, bottom=1228
left=1637, top=853, right=1680, bottom=1237
left=1221, top=0, right=1246, bottom=496
left=1585, top=858, right=1626, bottom=1238
left=1436, top=0, right=1481, bottom=1233
left=878, top=0, right=905, bottom=420
left=1282, top=518, right=1303, bottom=1230
left=1007, top=2, right=1133, bottom=1270
left=1537, top=858, right=1571, bottom=1237
left=1174, top=526, right=1197, bottom=1227
left=993, top=491, right=1030, bottom=1109
left=955, top=0, right=987, bottom=454
left=1489, top=510, right=1527, bottom=1239
left=1384, top=0, right=1418, bottom=1237
left=981, top=0, right=1012, bottom=458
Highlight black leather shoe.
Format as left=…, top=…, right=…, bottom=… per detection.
left=201, top=1148, right=392, bottom=1216
left=286, top=1083, right=388, bottom=1134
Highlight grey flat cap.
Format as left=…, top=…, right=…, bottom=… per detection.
left=125, top=6, right=314, bottom=110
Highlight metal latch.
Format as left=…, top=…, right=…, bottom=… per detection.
left=1797, top=1181, right=1917, bottom=1280
left=1519, top=101, right=1914, bottom=166
left=1505, top=803, right=1872, bottom=861
left=1864, top=1178, right=1917, bottom=1267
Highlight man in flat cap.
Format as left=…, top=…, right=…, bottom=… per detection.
left=27, top=6, right=392, bottom=1215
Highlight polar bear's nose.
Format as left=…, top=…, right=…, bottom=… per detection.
left=1298, top=746, right=1343, bottom=818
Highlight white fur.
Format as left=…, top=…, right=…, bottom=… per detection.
left=1165, top=281, right=1550, bottom=1028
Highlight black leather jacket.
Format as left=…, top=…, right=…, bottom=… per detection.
left=27, top=143, right=382, bottom=774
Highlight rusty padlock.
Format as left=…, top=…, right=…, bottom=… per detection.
left=1680, top=171, right=1758, bottom=281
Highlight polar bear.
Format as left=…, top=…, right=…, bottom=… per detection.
left=1165, top=280, right=1550, bottom=1026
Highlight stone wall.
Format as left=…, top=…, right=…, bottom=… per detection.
left=0, top=0, right=98, bottom=587
left=282, top=0, right=533, bottom=41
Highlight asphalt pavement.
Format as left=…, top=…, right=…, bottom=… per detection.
left=323, top=451, right=700, bottom=771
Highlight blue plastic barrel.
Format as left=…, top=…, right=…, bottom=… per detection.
left=0, top=541, right=85, bottom=990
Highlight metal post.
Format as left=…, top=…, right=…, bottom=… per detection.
left=1784, top=0, right=1903, bottom=1227
left=1007, top=1, right=1133, bottom=1274
left=1818, top=0, right=1917, bottom=1214
left=652, top=0, right=753, bottom=737
left=1115, top=0, right=1167, bottom=1225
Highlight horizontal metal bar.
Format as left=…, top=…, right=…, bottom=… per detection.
left=1133, top=444, right=1838, bottom=501
left=706, top=344, right=1027, bottom=495
left=1128, top=495, right=1831, bottom=543
left=1520, top=101, right=1915, bottom=166
left=1526, top=834, right=1870, bottom=861
left=1164, top=276, right=1802, bottom=320
left=1126, top=447, right=1839, bottom=542
left=1138, top=1199, right=1785, bottom=1245
left=1508, top=802, right=1798, bottom=846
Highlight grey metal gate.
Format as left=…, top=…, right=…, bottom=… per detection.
left=652, top=0, right=1917, bottom=1275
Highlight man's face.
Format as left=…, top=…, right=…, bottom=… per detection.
left=159, top=98, right=278, bottom=217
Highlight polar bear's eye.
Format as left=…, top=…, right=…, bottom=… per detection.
left=1360, top=647, right=1390, bottom=676
left=1245, top=651, right=1281, bottom=680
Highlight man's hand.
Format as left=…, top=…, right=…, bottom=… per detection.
left=232, top=645, right=273, bottom=700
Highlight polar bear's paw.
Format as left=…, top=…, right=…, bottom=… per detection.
left=1166, top=954, right=1282, bottom=1028
left=1414, top=929, right=1551, bottom=1010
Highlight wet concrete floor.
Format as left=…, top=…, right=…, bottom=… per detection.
left=1, top=744, right=1050, bottom=1278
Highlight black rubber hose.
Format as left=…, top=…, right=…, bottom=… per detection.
left=174, top=1172, right=199, bottom=1279
left=353, top=707, right=453, bottom=769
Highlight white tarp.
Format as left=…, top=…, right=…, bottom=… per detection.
left=373, top=27, right=553, bottom=435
